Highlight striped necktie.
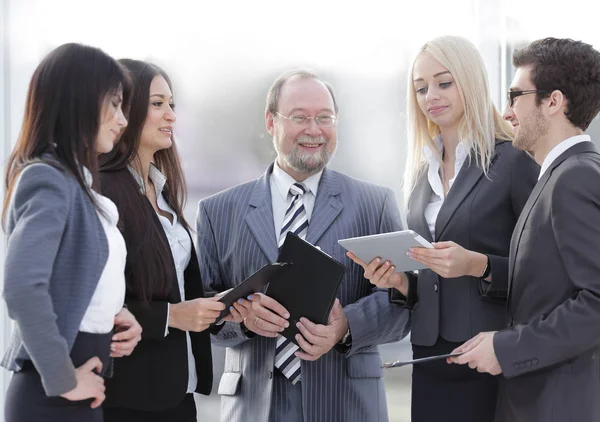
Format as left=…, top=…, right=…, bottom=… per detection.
left=274, top=182, right=307, bottom=384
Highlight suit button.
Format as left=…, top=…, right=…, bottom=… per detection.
left=433, top=284, right=439, bottom=292
left=268, top=371, right=273, bottom=379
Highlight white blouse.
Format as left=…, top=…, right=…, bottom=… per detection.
left=129, top=164, right=198, bottom=394
left=423, top=135, right=467, bottom=240
left=79, top=168, right=126, bottom=334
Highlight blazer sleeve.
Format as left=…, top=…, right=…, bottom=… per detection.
left=196, top=200, right=249, bottom=347
left=481, top=150, right=539, bottom=298
left=125, top=300, right=168, bottom=341
left=3, top=164, right=77, bottom=396
left=494, top=162, right=600, bottom=378
left=342, top=189, right=411, bottom=356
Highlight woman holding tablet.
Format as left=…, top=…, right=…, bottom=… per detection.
left=99, top=59, right=246, bottom=421
left=348, top=36, right=539, bottom=421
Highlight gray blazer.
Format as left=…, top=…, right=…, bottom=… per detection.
left=391, top=141, right=539, bottom=345
left=1, top=162, right=108, bottom=397
left=196, top=165, right=411, bottom=422
left=494, top=141, right=600, bottom=422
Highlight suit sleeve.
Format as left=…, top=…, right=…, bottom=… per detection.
left=125, top=300, right=169, bottom=340
left=481, top=150, right=539, bottom=298
left=3, top=165, right=77, bottom=396
left=343, top=189, right=411, bottom=356
left=494, top=161, right=600, bottom=378
left=196, top=200, right=249, bottom=347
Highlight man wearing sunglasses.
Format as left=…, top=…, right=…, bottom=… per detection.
left=450, top=37, right=600, bottom=422
left=196, top=69, right=410, bottom=422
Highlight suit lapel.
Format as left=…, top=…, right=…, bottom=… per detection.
left=245, top=165, right=279, bottom=263
left=306, top=168, right=343, bottom=245
left=407, top=172, right=434, bottom=242
left=507, top=141, right=599, bottom=296
left=434, top=157, right=486, bottom=240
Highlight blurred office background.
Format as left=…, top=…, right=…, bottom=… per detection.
left=2, top=0, right=600, bottom=420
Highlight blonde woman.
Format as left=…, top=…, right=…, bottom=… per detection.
left=349, top=36, right=539, bottom=421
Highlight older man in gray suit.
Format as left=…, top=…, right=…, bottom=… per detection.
left=196, top=70, right=410, bottom=422
left=450, top=38, right=600, bottom=422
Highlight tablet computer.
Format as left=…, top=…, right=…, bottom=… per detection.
left=337, top=229, right=433, bottom=272
left=214, top=262, right=292, bottom=324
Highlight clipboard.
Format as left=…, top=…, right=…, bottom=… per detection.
left=338, top=229, right=433, bottom=272
left=265, top=232, right=346, bottom=345
left=214, top=262, right=292, bottom=324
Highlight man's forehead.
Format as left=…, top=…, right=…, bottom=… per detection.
left=511, top=66, right=534, bottom=89
left=278, top=77, right=334, bottom=111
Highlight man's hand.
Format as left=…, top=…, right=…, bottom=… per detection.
left=111, top=307, right=142, bottom=357
left=241, top=293, right=290, bottom=338
left=448, top=331, right=502, bottom=375
left=294, top=299, right=349, bottom=361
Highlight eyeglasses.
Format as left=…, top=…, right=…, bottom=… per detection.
left=274, top=111, right=338, bottom=127
left=506, top=90, right=548, bottom=107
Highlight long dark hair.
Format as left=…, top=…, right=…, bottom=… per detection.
left=99, top=59, right=189, bottom=302
left=2, top=43, right=132, bottom=226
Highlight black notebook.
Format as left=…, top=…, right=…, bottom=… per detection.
left=265, top=232, right=346, bottom=345
left=214, top=262, right=292, bottom=324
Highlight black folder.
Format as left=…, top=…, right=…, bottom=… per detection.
left=265, top=232, right=346, bottom=345
left=214, top=262, right=292, bottom=324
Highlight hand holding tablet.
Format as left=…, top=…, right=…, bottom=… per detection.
left=338, top=230, right=433, bottom=272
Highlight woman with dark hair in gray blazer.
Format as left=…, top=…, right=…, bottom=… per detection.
left=1, top=43, right=142, bottom=422
left=349, top=36, right=539, bottom=422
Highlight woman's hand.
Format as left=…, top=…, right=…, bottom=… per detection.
left=111, top=307, right=142, bottom=357
left=60, top=357, right=106, bottom=408
left=168, top=296, right=225, bottom=332
left=346, top=252, right=409, bottom=295
left=407, top=241, right=487, bottom=278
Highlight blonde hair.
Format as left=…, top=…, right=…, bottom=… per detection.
left=404, top=35, right=513, bottom=204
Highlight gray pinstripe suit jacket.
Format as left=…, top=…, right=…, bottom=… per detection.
left=196, top=165, right=411, bottom=422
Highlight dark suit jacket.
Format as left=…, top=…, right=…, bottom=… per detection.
left=391, top=141, right=539, bottom=346
left=494, top=141, right=600, bottom=422
left=100, top=168, right=213, bottom=412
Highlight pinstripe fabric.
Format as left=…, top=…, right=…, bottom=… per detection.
left=196, top=164, right=411, bottom=422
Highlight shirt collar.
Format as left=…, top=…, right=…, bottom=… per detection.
left=128, top=163, right=167, bottom=195
left=272, top=160, right=322, bottom=200
left=538, top=134, right=591, bottom=180
left=423, top=134, right=467, bottom=167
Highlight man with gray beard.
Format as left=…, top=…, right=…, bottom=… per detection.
left=196, top=69, right=410, bottom=422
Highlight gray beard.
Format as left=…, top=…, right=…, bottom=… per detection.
left=277, top=135, right=333, bottom=174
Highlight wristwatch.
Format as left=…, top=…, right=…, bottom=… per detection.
left=480, top=254, right=492, bottom=279
left=339, top=328, right=352, bottom=346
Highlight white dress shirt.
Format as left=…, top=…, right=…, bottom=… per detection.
left=129, top=165, right=197, bottom=394
left=538, top=134, right=591, bottom=180
left=80, top=168, right=127, bottom=334
left=423, top=135, right=467, bottom=240
left=270, top=160, right=323, bottom=242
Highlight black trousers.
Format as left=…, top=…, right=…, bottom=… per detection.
left=4, top=331, right=112, bottom=422
left=411, top=337, right=498, bottom=422
left=104, top=393, right=196, bottom=422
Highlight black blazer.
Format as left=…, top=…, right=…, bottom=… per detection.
left=100, top=168, right=213, bottom=411
left=494, top=141, right=600, bottom=422
left=391, top=140, right=539, bottom=346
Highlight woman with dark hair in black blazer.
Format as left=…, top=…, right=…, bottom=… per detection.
left=99, top=59, right=245, bottom=422
left=1, top=43, right=142, bottom=422
left=349, top=36, right=539, bottom=422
